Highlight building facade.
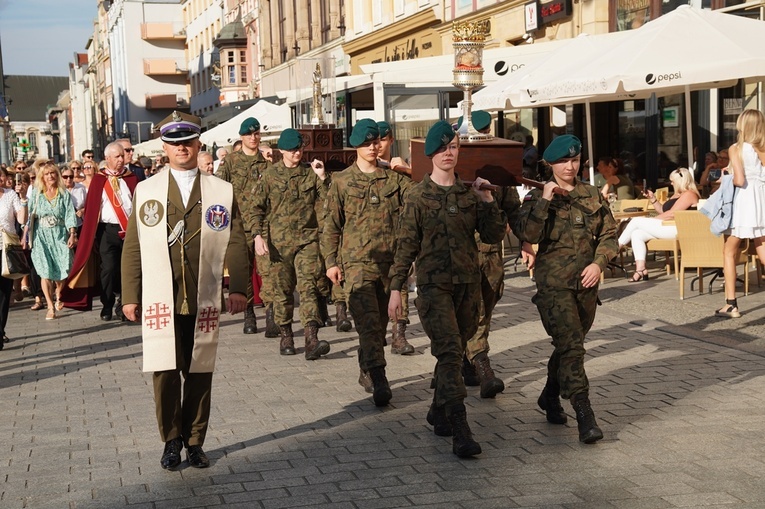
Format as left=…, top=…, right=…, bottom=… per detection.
left=183, top=0, right=224, bottom=120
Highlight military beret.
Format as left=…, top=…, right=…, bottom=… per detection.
left=543, top=134, right=582, bottom=163
left=349, top=118, right=380, bottom=147
left=456, top=110, right=491, bottom=132
left=156, top=111, right=201, bottom=142
left=377, top=121, right=392, bottom=138
left=424, top=120, right=456, bottom=157
left=277, top=128, right=303, bottom=151
left=238, top=117, right=261, bottom=135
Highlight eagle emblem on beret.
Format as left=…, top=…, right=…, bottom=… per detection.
left=441, top=134, right=451, bottom=144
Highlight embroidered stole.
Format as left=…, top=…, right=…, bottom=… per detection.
left=135, top=170, right=233, bottom=373
left=101, top=171, right=131, bottom=234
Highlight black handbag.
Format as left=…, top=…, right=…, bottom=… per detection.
left=2, top=230, right=31, bottom=280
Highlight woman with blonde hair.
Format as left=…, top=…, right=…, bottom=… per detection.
left=717, top=109, right=765, bottom=318
left=22, top=162, right=77, bottom=320
left=618, top=167, right=700, bottom=282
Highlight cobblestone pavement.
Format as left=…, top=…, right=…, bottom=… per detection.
left=3, top=257, right=765, bottom=508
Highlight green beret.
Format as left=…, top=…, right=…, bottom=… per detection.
left=543, top=134, right=582, bottom=162
left=456, top=110, right=491, bottom=132
left=277, top=128, right=303, bottom=150
left=424, top=120, right=456, bottom=157
left=377, top=121, right=392, bottom=138
left=349, top=118, right=379, bottom=147
left=239, top=117, right=261, bottom=135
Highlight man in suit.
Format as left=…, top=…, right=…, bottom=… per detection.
left=117, top=138, right=147, bottom=181
left=121, top=111, right=249, bottom=469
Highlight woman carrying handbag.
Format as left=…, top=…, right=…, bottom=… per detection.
left=0, top=167, right=28, bottom=347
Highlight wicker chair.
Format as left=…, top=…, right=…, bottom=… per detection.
left=675, top=210, right=749, bottom=299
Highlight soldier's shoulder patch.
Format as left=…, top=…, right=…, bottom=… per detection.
left=523, top=193, right=534, bottom=201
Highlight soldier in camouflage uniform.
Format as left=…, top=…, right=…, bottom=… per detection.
left=388, top=121, right=506, bottom=458
left=252, top=129, right=331, bottom=360
left=513, top=135, right=618, bottom=444
left=376, top=121, right=415, bottom=355
left=321, top=119, right=414, bottom=407
left=216, top=117, right=273, bottom=336
left=462, top=186, right=535, bottom=398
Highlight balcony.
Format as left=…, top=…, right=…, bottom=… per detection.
left=143, top=59, right=187, bottom=76
left=145, top=93, right=190, bottom=110
left=141, top=23, right=185, bottom=40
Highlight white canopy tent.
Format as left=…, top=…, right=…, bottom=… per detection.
left=200, top=100, right=292, bottom=146
left=133, top=137, right=165, bottom=157
left=492, top=6, right=765, bottom=172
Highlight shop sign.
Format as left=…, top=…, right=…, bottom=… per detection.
left=539, top=0, right=572, bottom=25
left=354, top=31, right=441, bottom=69
left=525, top=1, right=539, bottom=32
left=662, top=106, right=679, bottom=128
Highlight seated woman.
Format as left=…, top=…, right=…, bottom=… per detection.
left=598, top=157, right=635, bottom=199
left=699, top=148, right=729, bottom=196
left=618, top=167, right=700, bottom=282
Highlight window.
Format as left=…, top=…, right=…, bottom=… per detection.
left=29, top=133, right=37, bottom=151
left=320, top=0, right=331, bottom=44
left=240, top=66, right=248, bottom=84
left=228, top=51, right=234, bottom=63
left=228, top=66, right=236, bottom=85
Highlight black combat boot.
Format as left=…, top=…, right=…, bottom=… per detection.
left=390, top=320, right=414, bottom=355
left=304, top=321, right=330, bottom=360
left=571, top=393, right=603, bottom=444
left=446, top=403, right=482, bottom=458
left=335, top=302, right=352, bottom=332
left=243, top=306, right=258, bottom=334
left=358, top=369, right=373, bottom=394
left=264, top=304, right=280, bottom=338
left=461, top=354, right=480, bottom=387
left=472, top=352, right=504, bottom=399
left=537, top=379, right=567, bottom=424
left=279, top=324, right=296, bottom=355
left=318, top=296, right=332, bottom=328
left=426, top=399, right=452, bottom=437
left=368, top=367, right=392, bottom=407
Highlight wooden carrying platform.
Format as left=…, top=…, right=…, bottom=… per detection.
left=409, top=137, right=524, bottom=186
left=298, top=125, right=357, bottom=171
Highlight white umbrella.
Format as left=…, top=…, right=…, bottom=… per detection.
left=133, top=137, right=165, bottom=157
left=200, top=100, right=292, bottom=146
left=515, top=5, right=765, bottom=168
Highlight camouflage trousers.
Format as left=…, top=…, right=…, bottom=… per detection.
left=532, top=286, right=598, bottom=399
left=316, top=256, right=347, bottom=304
left=347, top=278, right=389, bottom=372
left=416, top=282, right=481, bottom=408
left=247, top=237, right=272, bottom=306
left=268, top=240, right=322, bottom=326
left=465, top=250, right=504, bottom=361
left=395, top=266, right=414, bottom=323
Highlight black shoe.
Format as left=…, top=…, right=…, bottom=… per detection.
left=462, top=354, right=480, bottom=387
left=243, top=307, right=258, bottom=334
left=537, top=382, right=567, bottom=424
left=264, top=304, right=280, bottom=338
left=100, top=311, right=112, bottom=321
left=160, top=438, right=183, bottom=470
left=426, top=401, right=452, bottom=437
left=447, top=403, right=482, bottom=458
left=186, top=445, right=210, bottom=468
left=368, top=367, right=392, bottom=407
left=114, top=306, right=126, bottom=322
left=571, top=393, right=603, bottom=444
left=473, top=353, right=504, bottom=399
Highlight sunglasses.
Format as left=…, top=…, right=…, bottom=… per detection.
left=71, top=166, right=82, bottom=170
left=84, top=154, right=94, bottom=158
left=62, top=175, right=74, bottom=179
left=124, top=148, right=134, bottom=152
left=83, top=165, right=94, bottom=170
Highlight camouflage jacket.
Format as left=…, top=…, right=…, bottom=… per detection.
left=252, top=160, right=329, bottom=249
left=477, top=186, right=522, bottom=254
left=513, top=179, right=618, bottom=289
left=320, top=163, right=413, bottom=284
left=389, top=174, right=507, bottom=291
left=216, top=150, right=270, bottom=234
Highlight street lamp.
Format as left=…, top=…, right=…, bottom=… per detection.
left=122, top=121, right=154, bottom=144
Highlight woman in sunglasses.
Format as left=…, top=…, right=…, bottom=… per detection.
left=81, top=161, right=96, bottom=189
left=62, top=166, right=87, bottom=230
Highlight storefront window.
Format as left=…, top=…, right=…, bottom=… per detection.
left=661, top=0, right=712, bottom=14
left=615, top=0, right=651, bottom=31
left=618, top=100, right=647, bottom=181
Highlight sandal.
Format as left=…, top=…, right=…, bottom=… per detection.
left=716, top=299, right=741, bottom=318
left=56, top=300, right=64, bottom=311
left=30, top=301, right=44, bottom=311
left=628, top=270, right=649, bottom=282
left=45, top=309, right=56, bottom=320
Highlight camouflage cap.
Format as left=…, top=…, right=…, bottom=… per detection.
left=156, top=111, right=201, bottom=142
left=424, top=120, right=456, bottom=157
left=456, top=110, right=491, bottom=132
left=349, top=118, right=380, bottom=147
left=377, top=121, right=392, bottom=138
left=543, top=134, right=582, bottom=163
left=277, top=128, right=303, bottom=151
left=238, top=117, right=261, bottom=135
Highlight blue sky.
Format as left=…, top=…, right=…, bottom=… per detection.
left=0, top=0, right=95, bottom=76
